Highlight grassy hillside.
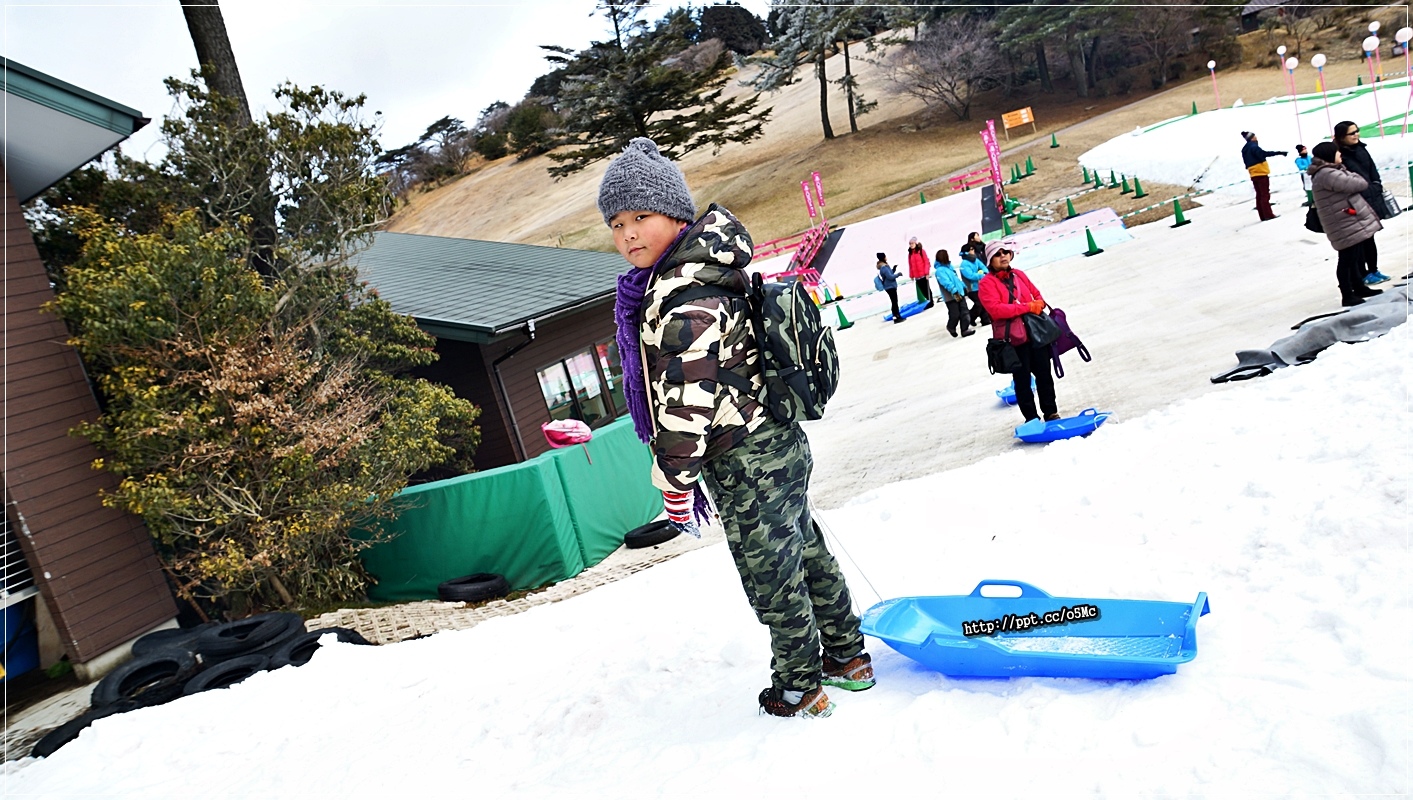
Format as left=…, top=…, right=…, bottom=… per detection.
left=385, top=23, right=1394, bottom=252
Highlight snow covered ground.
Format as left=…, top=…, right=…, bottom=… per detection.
left=1081, top=77, right=1413, bottom=198
left=5, top=93, right=1410, bottom=799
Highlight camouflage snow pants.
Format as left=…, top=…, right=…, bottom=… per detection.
left=701, top=419, right=864, bottom=692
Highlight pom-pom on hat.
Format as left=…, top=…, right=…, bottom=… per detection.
left=597, top=138, right=697, bottom=226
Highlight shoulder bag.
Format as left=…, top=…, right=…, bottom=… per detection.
left=985, top=278, right=1023, bottom=374
left=1304, top=205, right=1323, bottom=233
left=1380, top=186, right=1402, bottom=219
left=1021, top=310, right=1062, bottom=347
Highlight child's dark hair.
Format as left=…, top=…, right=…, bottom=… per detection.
left=935, top=249, right=949, bottom=264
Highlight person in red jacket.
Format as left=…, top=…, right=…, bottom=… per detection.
left=978, top=240, right=1060, bottom=423
left=906, top=237, right=934, bottom=309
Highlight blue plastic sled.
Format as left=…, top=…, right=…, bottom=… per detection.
left=883, top=301, right=930, bottom=322
left=861, top=580, right=1211, bottom=680
left=1014, top=407, right=1110, bottom=443
left=996, top=378, right=1037, bottom=406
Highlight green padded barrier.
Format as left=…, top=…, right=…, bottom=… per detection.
left=541, top=416, right=662, bottom=567
left=361, top=456, right=584, bottom=602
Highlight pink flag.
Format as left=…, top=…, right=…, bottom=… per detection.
left=981, top=121, right=1005, bottom=213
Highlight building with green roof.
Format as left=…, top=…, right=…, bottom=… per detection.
left=355, top=231, right=632, bottom=470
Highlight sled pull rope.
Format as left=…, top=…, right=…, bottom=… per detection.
left=811, top=499, right=885, bottom=608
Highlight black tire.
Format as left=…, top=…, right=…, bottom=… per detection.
left=194, top=612, right=305, bottom=659
left=436, top=573, right=510, bottom=603
left=268, top=627, right=372, bottom=669
left=182, top=654, right=270, bottom=696
left=131, top=622, right=218, bottom=658
left=31, top=701, right=136, bottom=759
left=623, top=520, right=679, bottom=549
left=91, top=650, right=199, bottom=709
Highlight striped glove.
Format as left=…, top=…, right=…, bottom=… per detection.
left=663, top=490, right=701, bottom=539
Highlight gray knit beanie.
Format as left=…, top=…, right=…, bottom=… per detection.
left=597, top=138, right=696, bottom=226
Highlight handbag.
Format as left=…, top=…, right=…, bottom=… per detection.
left=986, top=338, right=1023, bottom=374
left=1381, top=187, right=1402, bottom=219
left=1304, top=205, right=1323, bottom=233
left=1048, top=307, right=1092, bottom=379
left=1021, top=311, right=1061, bottom=347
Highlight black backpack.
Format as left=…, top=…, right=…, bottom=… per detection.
left=658, top=274, right=840, bottom=422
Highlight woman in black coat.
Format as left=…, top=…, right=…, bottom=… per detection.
left=1333, top=121, right=1391, bottom=285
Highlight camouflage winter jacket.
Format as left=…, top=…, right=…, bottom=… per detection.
left=638, top=205, right=770, bottom=493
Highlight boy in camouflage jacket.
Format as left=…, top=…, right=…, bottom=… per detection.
left=602, top=138, right=873, bottom=718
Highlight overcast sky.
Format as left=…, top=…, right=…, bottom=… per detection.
left=5, top=0, right=770, bottom=162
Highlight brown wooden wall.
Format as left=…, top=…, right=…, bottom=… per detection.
left=488, top=299, right=621, bottom=464
left=421, top=299, right=621, bottom=472
left=3, top=170, right=176, bottom=663
left=417, top=338, right=517, bottom=470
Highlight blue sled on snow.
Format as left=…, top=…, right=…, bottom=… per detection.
left=1014, top=407, right=1110, bottom=443
left=996, top=378, right=1037, bottom=406
left=860, top=580, right=1211, bottom=680
left=883, top=301, right=930, bottom=322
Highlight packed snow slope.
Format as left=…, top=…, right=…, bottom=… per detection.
left=6, top=87, right=1410, bottom=800
left=1081, top=77, right=1413, bottom=197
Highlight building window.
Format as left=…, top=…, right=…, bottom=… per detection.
left=596, top=341, right=626, bottom=418
left=536, top=362, right=577, bottom=422
left=536, top=341, right=629, bottom=429
left=565, top=350, right=610, bottom=427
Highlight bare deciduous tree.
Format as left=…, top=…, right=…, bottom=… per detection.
left=1125, top=0, right=1195, bottom=88
left=888, top=16, right=1004, bottom=121
left=1285, top=7, right=1321, bottom=58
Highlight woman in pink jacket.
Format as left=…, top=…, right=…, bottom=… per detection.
left=906, top=237, right=934, bottom=309
left=978, top=240, right=1059, bottom=423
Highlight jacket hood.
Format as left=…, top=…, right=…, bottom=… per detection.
left=1308, top=157, right=1342, bottom=176
left=650, top=203, right=754, bottom=294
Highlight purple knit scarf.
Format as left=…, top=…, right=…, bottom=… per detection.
left=612, top=229, right=712, bottom=524
left=614, top=265, right=656, bottom=445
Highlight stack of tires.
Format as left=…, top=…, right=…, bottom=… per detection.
left=32, top=613, right=370, bottom=758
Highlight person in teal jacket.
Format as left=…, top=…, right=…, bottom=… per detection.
left=958, top=250, right=991, bottom=326
left=1294, top=144, right=1313, bottom=205
left=932, top=250, right=973, bottom=337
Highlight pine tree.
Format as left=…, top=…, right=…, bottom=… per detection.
left=996, top=3, right=1112, bottom=99
left=700, top=2, right=767, bottom=55
left=752, top=1, right=874, bottom=140
left=544, top=4, right=770, bottom=178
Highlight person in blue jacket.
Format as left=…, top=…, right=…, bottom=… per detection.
left=875, top=253, right=905, bottom=324
left=958, top=249, right=991, bottom=326
left=1294, top=144, right=1313, bottom=205
left=932, top=249, right=974, bottom=337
